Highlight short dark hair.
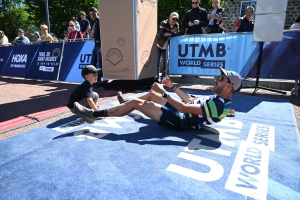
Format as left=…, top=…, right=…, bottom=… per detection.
left=295, top=14, right=300, bottom=23
left=89, top=7, right=98, bottom=12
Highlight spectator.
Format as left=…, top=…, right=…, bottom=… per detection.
left=38, top=24, right=54, bottom=43
left=71, top=17, right=81, bottom=31
left=11, top=29, right=30, bottom=45
left=290, top=14, right=300, bottom=30
left=89, top=7, right=104, bottom=86
left=68, top=21, right=84, bottom=41
left=63, top=31, right=69, bottom=41
left=79, top=11, right=91, bottom=40
left=182, top=0, right=208, bottom=35
left=206, top=0, right=223, bottom=34
left=34, top=31, right=41, bottom=42
left=156, top=12, right=180, bottom=80
left=233, top=6, right=255, bottom=32
left=0, top=30, right=9, bottom=46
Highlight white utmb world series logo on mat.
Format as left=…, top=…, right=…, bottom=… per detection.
left=178, top=43, right=226, bottom=68
left=167, top=121, right=274, bottom=200
left=10, top=54, right=27, bottom=68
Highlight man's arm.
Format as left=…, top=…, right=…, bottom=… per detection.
left=90, top=30, right=94, bottom=39
left=233, top=19, right=241, bottom=32
left=152, top=82, right=202, bottom=115
left=162, top=77, right=195, bottom=103
left=182, top=12, right=190, bottom=30
left=199, top=10, right=209, bottom=27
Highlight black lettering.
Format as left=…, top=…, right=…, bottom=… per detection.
left=216, top=43, right=226, bottom=57
left=199, top=44, right=214, bottom=57
left=80, top=54, right=86, bottom=62
left=178, top=44, right=188, bottom=57
left=190, top=44, right=199, bottom=57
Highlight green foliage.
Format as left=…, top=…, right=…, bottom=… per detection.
left=0, top=5, right=36, bottom=41
left=157, top=0, right=226, bottom=34
left=0, top=0, right=228, bottom=40
left=24, top=0, right=98, bottom=39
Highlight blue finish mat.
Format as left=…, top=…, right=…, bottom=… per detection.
left=1, top=91, right=299, bottom=200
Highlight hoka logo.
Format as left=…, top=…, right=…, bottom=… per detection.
left=11, top=54, right=27, bottom=63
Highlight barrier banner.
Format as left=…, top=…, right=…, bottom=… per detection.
left=246, top=31, right=300, bottom=79
left=169, top=33, right=260, bottom=77
left=0, top=47, right=6, bottom=75
left=58, top=41, right=94, bottom=83
left=25, top=43, right=63, bottom=80
left=1, top=45, right=33, bottom=78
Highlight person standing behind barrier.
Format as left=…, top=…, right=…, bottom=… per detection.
left=34, top=31, right=41, bottom=42
left=290, top=14, right=300, bottom=30
left=11, top=29, right=30, bottom=45
left=79, top=11, right=91, bottom=40
left=156, top=12, right=180, bottom=81
left=63, top=31, right=69, bottom=42
left=89, top=7, right=104, bottom=87
left=0, top=30, right=9, bottom=46
left=206, top=0, right=223, bottom=34
left=68, top=21, right=84, bottom=41
left=182, top=0, right=208, bottom=35
left=233, top=6, right=255, bottom=32
left=37, top=24, right=54, bottom=43
left=67, top=65, right=100, bottom=124
left=71, top=17, right=81, bottom=31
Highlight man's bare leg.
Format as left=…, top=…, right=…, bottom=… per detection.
left=132, top=90, right=168, bottom=105
left=95, top=98, right=163, bottom=122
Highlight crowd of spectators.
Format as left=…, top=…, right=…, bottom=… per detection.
left=0, top=2, right=299, bottom=48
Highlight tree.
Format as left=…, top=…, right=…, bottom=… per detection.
left=0, top=5, right=36, bottom=41
left=24, top=0, right=98, bottom=39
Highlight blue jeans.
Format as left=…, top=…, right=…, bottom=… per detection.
left=157, top=46, right=167, bottom=77
left=83, top=33, right=89, bottom=40
left=91, top=44, right=102, bottom=82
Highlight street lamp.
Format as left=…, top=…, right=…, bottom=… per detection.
left=45, top=0, right=50, bottom=32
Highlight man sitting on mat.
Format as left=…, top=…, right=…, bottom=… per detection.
left=74, top=67, right=242, bottom=130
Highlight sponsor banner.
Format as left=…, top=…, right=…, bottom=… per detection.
left=169, top=33, right=260, bottom=77
left=0, top=47, right=6, bottom=74
left=25, top=43, right=63, bottom=80
left=246, top=31, right=300, bottom=79
left=58, top=41, right=93, bottom=83
left=1, top=45, right=32, bottom=78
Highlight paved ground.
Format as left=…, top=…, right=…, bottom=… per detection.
left=0, top=76, right=299, bottom=140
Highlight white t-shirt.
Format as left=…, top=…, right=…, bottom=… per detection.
left=0, top=36, right=9, bottom=45
left=209, top=9, right=217, bottom=25
left=290, top=22, right=300, bottom=30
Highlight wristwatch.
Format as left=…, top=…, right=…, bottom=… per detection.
left=162, top=92, right=169, bottom=99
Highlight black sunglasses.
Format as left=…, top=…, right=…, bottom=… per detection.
left=216, top=75, right=231, bottom=83
left=69, top=24, right=74, bottom=26
left=192, top=2, right=198, bottom=4
left=172, top=18, right=178, bottom=21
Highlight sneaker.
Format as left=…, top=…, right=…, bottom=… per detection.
left=73, top=102, right=95, bottom=124
left=117, top=91, right=129, bottom=104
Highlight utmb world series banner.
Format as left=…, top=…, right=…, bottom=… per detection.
left=169, top=33, right=260, bottom=77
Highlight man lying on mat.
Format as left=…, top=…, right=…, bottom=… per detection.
left=73, top=67, right=242, bottom=130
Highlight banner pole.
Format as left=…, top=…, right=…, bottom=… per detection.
left=56, top=41, right=66, bottom=82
